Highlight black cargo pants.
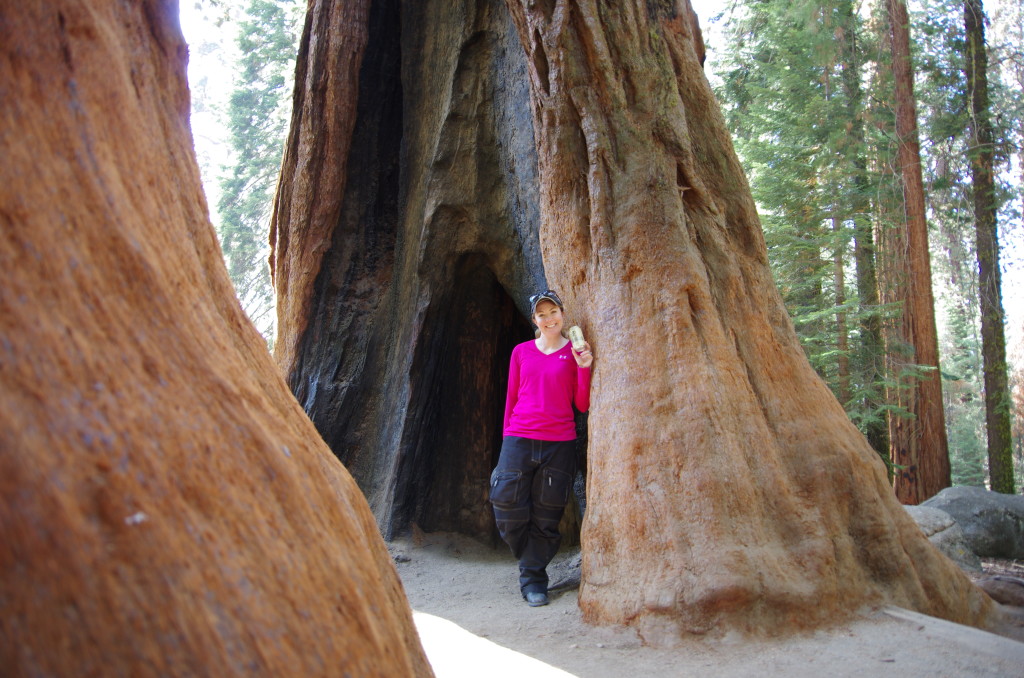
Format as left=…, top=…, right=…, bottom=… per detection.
left=489, top=436, right=576, bottom=595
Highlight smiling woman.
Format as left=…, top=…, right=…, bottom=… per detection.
left=490, top=290, right=593, bottom=608
left=531, top=290, right=566, bottom=342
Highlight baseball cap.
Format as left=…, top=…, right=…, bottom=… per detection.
left=529, top=289, right=564, bottom=315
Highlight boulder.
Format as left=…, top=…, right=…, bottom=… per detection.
left=976, top=577, right=1024, bottom=608
left=922, top=487, right=1024, bottom=559
left=904, top=505, right=982, bottom=572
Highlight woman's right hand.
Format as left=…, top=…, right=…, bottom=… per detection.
left=571, top=341, right=593, bottom=369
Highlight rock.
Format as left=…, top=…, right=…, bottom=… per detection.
left=976, top=577, right=1024, bottom=608
left=904, top=505, right=982, bottom=572
left=922, top=487, right=1024, bottom=559
left=0, top=2, right=430, bottom=675
left=549, top=549, right=583, bottom=592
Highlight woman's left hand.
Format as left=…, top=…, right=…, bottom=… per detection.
left=571, top=341, right=593, bottom=368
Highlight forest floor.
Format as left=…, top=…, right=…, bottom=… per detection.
left=391, top=530, right=1024, bottom=678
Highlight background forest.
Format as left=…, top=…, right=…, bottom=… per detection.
left=181, top=0, right=1023, bottom=495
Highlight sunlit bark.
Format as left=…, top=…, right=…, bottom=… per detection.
left=0, top=1, right=431, bottom=674
left=501, top=0, right=986, bottom=638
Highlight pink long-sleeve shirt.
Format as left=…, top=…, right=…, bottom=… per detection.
left=502, top=339, right=591, bottom=441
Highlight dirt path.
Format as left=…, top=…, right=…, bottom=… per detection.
left=391, top=531, right=1024, bottom=678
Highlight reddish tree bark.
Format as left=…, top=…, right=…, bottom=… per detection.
left=884, top=0, right=951, bottom=504
left=269, top=0, right=373, bottom=374
left=502, top=0, right=987, bottom=639
left=0, top=1, right=431, bottom=674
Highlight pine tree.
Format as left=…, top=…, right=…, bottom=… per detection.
left=965, top=0, right=1015, bottom=493
left=217, top=0, right=300, bottom=345
left=911, top=0, right=1019, bottom=493
left=941, top=285, right=988, bottom=486
left=837, top=0, right=889, bottom=462
left=714, top=0, right=890, bottom=455
left=715, top=0, right=1020, bottom=495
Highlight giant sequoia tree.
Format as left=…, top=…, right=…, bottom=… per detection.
left=883, top=0, right=951, bottom=503
left=271, top=0, right=992, bottom=638
left=0, top=1, right=430, bottom=674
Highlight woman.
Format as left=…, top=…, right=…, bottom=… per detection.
left=490, top=290, right=593, bottom=607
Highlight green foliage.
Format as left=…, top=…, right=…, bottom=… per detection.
left=940, top=295, right=988, bottom=486
left=913, top=0, right=1021, bottom=489
left=714, top=0, right=891, bottom=442
left=987, top=1, right=1024, bottom=235
left=216, top=0, right=301, bottom=346
left=714, top=0, right=1021, bottom=491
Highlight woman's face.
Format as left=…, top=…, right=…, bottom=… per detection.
left=533, top=300, right=563, bottom=335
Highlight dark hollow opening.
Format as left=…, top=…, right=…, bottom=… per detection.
left=395, top=254, right=534, bottom=543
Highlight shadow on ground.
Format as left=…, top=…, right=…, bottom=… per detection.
left=391, top=531, right=1024, bottom=678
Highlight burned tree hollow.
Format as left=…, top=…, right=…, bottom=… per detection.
left=396, top=255, right=534, bottom=540
left=275, top=0, right=554, bottom=542
left=272, top=0, right=994, bottom=639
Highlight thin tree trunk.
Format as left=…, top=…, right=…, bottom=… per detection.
left=823, top=51, right=850, bottom=406
left=965, top=0, right=1016, bottom=493
left=838, top=0, right=889, bottom=462
left=502, top=0, right=987, bottom=637
left=885, top=0, right=950, bottom=503
left=855, top=218, right=891, bottom=466
left=874, top=178, right=906, bottom=485
left=834, top=217, right=852, bottom=406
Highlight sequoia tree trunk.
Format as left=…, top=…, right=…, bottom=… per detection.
left=0, top=1, right=430, bottom=675
left=269, top=0, right=372, bottom=374
left=965, top=0, right=1016, bottom=494
left=503, top=0, right=987, bottom=639
left=270, top=0, right=993, bottom=640
left=270, top=0, right=549, bottom=543
left=884, top=0, right=951, bottom=504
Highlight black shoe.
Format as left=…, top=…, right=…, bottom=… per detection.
left=524, top=591, right=549, bottom=607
